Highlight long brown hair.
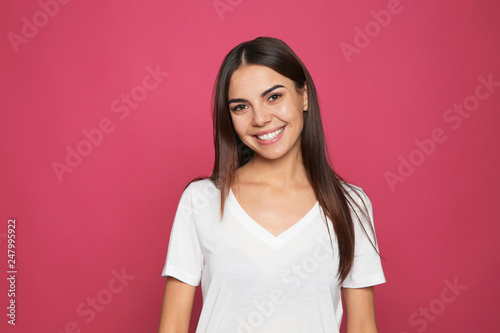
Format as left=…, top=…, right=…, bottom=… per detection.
left=187, top=36, right=378, bottom=284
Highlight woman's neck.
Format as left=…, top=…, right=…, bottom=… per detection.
left=238, top=150, right=310, bottom=190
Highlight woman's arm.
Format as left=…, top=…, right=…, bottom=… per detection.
left=342, top=286, right=379, bottom=333
left=158, top=276, right=197, bottom=333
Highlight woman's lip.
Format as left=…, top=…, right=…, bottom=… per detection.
left=253, top=125, right=285, bottom=145
left=253, top=125, right=286, bottom=137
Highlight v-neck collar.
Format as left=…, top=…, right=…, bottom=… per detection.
left=227, top=188, right=320, bottom=249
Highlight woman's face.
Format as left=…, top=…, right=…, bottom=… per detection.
left=228, top=65, right=308, bottom=162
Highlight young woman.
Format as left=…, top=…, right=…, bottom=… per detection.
left=158, top=37, right=386, bottom=333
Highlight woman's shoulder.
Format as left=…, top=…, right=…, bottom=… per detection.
left=185, top=177, right=214, bottom=188
left=339, top=180, right=372, bottom=210
left=183, top=177, right=221, bottom=200
left=173, top=178, right=221, bottom=218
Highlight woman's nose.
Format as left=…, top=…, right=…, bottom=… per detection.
left=251, top=104, right=271, bottom=126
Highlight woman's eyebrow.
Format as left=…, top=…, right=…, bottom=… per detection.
left=261, top=84, right=284, bottom=97
left=228, top=84, right=285, bottom=105
left=228, top=98, right=247, bottom=104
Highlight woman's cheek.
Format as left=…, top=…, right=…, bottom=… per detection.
left=232, top=120, right=248, bottom=139
left=275, top=104, right=288, bottom=117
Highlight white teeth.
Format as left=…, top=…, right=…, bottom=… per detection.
left=257, top=126, right=284, bottom=141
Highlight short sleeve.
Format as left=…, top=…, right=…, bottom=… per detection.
left=161, top=184, right=204, bottom=286
left=341, top=187, right=386, bottom=288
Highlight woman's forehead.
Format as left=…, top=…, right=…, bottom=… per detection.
left=228, top=65, right=291, bottom=96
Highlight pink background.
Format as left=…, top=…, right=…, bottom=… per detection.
left=1, top=0, right=499, bottom=332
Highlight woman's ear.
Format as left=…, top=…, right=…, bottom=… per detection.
left=303, top=82, right=309, bottom=111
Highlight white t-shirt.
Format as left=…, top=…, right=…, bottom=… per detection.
left=162, top=178, right=386, bottom=333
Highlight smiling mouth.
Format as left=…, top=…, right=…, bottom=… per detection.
left=254, top=126, right=285, bottom=141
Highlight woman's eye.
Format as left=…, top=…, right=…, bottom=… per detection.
left=268, top=93, right=282, bottom=102
left=231, top=104, right=247, bottom=112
